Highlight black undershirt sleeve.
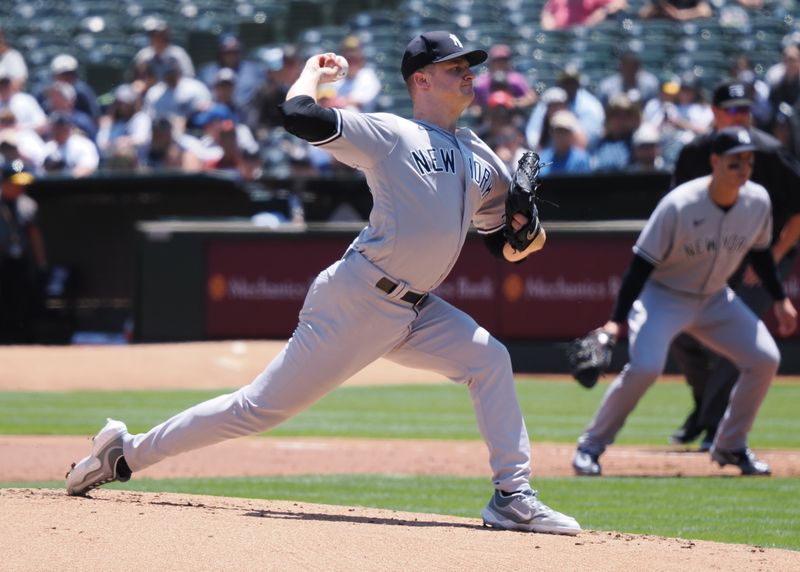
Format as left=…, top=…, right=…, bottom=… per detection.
left=749, top=249, right=786, bottom=300
left=482, top=228, right=506, bottom=259
left=280, top=95, right=339, bottom=142
left=610, top=254, right=655, bottom=323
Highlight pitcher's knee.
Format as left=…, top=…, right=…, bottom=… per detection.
left=241, top=384, right=305, bottom=428
left=747, top=344, right=780, bottom=377
left=461, top=336, right=513, bottom=384
left=482, top=337, right=513, bottom=375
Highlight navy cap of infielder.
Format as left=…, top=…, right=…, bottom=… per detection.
left=711, top=126, right=757, bottom=156
left=401, top=31, right=487, bottom=81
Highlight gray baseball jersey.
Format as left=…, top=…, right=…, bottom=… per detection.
left=321, top=109, right=510, bottom=291
left=121, top=108, right=535, bottom=494
left=634, top=175, right=772, bottom=295
left=578, top=175, right=780, bottom=456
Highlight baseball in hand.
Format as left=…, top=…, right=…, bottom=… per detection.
left=334, top=55, right=349, bottom=79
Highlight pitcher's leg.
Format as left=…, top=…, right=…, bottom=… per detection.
left=385, top=296, right=530, bottom=493
left=123, top=337, right=359, bottom=471
left=124, top=262, right=413, bottom=471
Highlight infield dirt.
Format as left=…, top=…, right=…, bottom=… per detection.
left=1, top=341, right=798, bottom=570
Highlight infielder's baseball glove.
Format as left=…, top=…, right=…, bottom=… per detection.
left=504, top=151, right=543, bottom=252
left=567, top=328, right=616, bottom=389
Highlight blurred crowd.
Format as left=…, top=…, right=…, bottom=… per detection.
left=1, top=2, right=800, bottom=344
left=0, top=19, right=395, bottom=184
left=472, top=39, right=800, bottom=176
left=0, top=7, right=798, bottom=184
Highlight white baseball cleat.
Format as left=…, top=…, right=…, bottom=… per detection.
left=65, top=418, right=132, bottom=496
left=572, top=447, right=602, bottom=476
left=482, top=488, right=581, bottom=535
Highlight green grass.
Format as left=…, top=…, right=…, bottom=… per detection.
left=7, top=476, right=800, bottom=550
left=4, top=379, right=800, bottom=550
left=1, top=379, right=799, bottom=448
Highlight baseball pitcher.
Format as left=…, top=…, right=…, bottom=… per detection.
left=66, top=31, right=578, bottom=535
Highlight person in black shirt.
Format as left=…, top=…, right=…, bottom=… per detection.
left=0, top=161, right=47, bottom=343
left=669, top=80, right=800, bottom=449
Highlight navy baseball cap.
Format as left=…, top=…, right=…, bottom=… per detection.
left=711, top=127, right=757, bottom=156
left=401, top=31, right=487, bottom=81
left=1, top=160, right=34, bottom=185
left=712, top=80, right=752, bottom=108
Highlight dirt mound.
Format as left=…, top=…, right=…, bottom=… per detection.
left=3, top=488, right=797, bottom=571
left=3, top=342, right=799, bottom=569
left=4, top=436, right=800, bottom=482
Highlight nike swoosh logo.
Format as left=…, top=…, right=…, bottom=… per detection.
left=506, top=503, right=532, bottom=520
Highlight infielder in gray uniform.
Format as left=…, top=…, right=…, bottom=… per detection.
left=572, top=126, right=797, bottom=477
left=65, top=31, right=580, bottom=535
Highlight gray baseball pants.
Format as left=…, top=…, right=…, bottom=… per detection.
left=578, top=281, right=779, bottom=454
left=123, top=250, right=531, bottom=493
left=670, top=252, right=795, bottom=434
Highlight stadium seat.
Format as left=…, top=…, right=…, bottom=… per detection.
left=347, top=10, right=397, bottom=30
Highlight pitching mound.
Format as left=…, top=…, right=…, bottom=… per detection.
left=3, top=488, right=798, bottom=571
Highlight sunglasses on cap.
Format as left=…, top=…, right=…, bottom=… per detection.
left=723, top=106, right=751, bottom=115
left=725, top=157, right=755, bottom=170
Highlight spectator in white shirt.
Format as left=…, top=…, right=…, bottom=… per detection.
left=37, top=54, right=101, bottom=122
left=0, top=30, right=28, bottom=90
left=198, top=34, right=264, bottom=111
left=143, top=56, right=211, bottom=124
left=133, top=18, right=195, bottom=81
left=45, top=81, right=97, bottom=141
left=0, top=71, right=46, bottom=134
left=209, top=68, right=242, bottom=119
left=96, top=84, right=151, bottom=167
left=627, top=123, right=666, bottom=172
left=597, top=51, right=660, bottom=107
left=328, top=36, right=382, bottom=112
left=42, top=112, right=99, bottom=178
left=558, top=65, right=605, bottom=148
left=0, top=108, right=47, bottom=172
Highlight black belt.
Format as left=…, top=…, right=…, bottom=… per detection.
left=375, top=277, right=429, bottom=308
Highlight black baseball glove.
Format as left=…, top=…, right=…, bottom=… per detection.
left=504, top=151, right=543, bottom=252
left=567, top=328, right=616, bottom=389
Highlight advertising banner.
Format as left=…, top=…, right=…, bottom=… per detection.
left=205, top=234, right=800, bottom=339
left=206, top=237, right=353, bottom=337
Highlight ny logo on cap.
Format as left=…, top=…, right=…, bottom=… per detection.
left=738, top=130, right=751, bottom=144
left=729, top=84, right=746, bottom=98
left=449, top=34, right=463, bottom=48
